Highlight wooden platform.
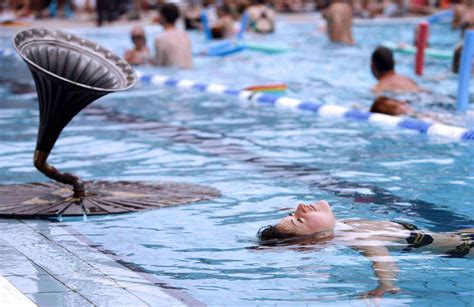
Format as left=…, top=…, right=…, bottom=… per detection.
left=0, top=181, right=220, bottom=219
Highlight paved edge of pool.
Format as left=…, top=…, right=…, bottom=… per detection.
left=0, top=275, right=36, bottom=306
left=0, top=219, right=204, bottom=307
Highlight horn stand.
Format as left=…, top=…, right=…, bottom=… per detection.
left=34, top=150, right=85, bottom=199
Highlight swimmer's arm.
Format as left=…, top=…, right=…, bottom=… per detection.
left=357, top=245, right=400, bottom=298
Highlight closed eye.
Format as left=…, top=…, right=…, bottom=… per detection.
left=297, top=218, right=304, bottom=223
left=289, top=212, right=294, bottom=216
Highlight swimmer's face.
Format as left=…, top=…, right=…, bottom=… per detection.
left=276, top=201, right=335, bottom=236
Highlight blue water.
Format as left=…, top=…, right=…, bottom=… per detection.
left=1, top=18, right=474, bottom=305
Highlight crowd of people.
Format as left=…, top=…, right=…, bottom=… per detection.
left=1, top=0, right=454, bottom=24
left=3, top=1, right=469, bottom=118
left=119, top=0, right=440, bottom=118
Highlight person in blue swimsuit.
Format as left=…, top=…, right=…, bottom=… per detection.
left=258, top=201, right=474, bottom=298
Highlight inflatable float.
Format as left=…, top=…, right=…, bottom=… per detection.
left=195, top=41, right=246, bottom=57
left=382, top=41, right=453, bottom=60
left=199, top=11, right=291, bottom=56
left=427, top=9, right=453, bottom=24
left=244, top=83, right=288, bottom=95
left=243, top=42, right=292, bottom=54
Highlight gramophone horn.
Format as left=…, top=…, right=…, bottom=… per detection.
left=12, top=28, right=136, bottom=198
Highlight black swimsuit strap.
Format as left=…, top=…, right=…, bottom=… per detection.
left=444, top=232, right=474, bottom=258
left=404, top=230, right=434, bottom=251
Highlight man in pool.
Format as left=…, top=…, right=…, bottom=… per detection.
left=322, top=0, right=354, bottom=45
left=371, top=46, right=421, bottom=93
left=154, top=3, right=193, bottom=69
left=258, top=201, right=474, bottom=298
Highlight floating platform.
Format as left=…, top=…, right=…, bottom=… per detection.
left=0, top=181, right=220, bottom=219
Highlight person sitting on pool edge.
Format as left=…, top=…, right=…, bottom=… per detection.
left=258, top=200, right=474, bottom=298
left=371, top=46, right=421, bottom=93
left=124, top=26, right=153, bottom=66
left=154, top=3, right=193, bottom=69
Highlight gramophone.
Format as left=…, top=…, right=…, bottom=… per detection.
left=0, top=28, right=219, bottom=219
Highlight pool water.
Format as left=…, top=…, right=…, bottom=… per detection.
left=1, top=18, right=474, bottom=305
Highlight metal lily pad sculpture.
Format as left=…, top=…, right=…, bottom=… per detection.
left=0, top=28, right=219, bottom=219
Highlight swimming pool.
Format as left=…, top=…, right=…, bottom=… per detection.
left=1, top=18, right=473, bottom=305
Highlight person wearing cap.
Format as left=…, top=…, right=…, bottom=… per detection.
left=124, top=26, right=152, bottom=66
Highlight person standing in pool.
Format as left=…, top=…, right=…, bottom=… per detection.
left=371, top=46, right=421, bottom=93
left=154, top=3, right=193, bottom=69
left=258, top=200, right=474, bottom=298
left=322, top=0, right=354, bottom=45
left=124, top=26, right=153, bottom=66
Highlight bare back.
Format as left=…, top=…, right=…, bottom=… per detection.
left=373, top=73, right=420, bottom=93
left=154, top=29, right=193, bottom=69
left=325, top=2, right=354, bottom=45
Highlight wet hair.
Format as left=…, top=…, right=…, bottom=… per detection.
left=371, top=46, right=395, bottom=74
left=159, top=3, right=180, bottom=24
left=370, top=96, right=406, bottom=116
left=257, top=225, right=293, bottom=241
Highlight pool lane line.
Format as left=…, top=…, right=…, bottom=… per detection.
left=86, top=106, right=474, bottom=231
left=136, top=72, right=474, bottom=142
left=0, top=47, right=17, bottom=57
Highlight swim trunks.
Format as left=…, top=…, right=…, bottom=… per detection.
left=394, top=222, right=434, bottom=251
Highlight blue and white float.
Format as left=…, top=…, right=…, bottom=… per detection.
left=137, top=72, right=474, bottom=142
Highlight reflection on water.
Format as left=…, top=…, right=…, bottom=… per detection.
left=0, top=20, right=473, bottom=305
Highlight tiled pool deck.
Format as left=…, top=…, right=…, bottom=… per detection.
left=0, top=219, right=202, bottom=306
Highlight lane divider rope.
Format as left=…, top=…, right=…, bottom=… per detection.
left=137, top=72, right=474, bottom=141
left=0, top=47, right=15, bottom=57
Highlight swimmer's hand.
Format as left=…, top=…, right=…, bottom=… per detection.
left=361, top=284, right=400, bottom=299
